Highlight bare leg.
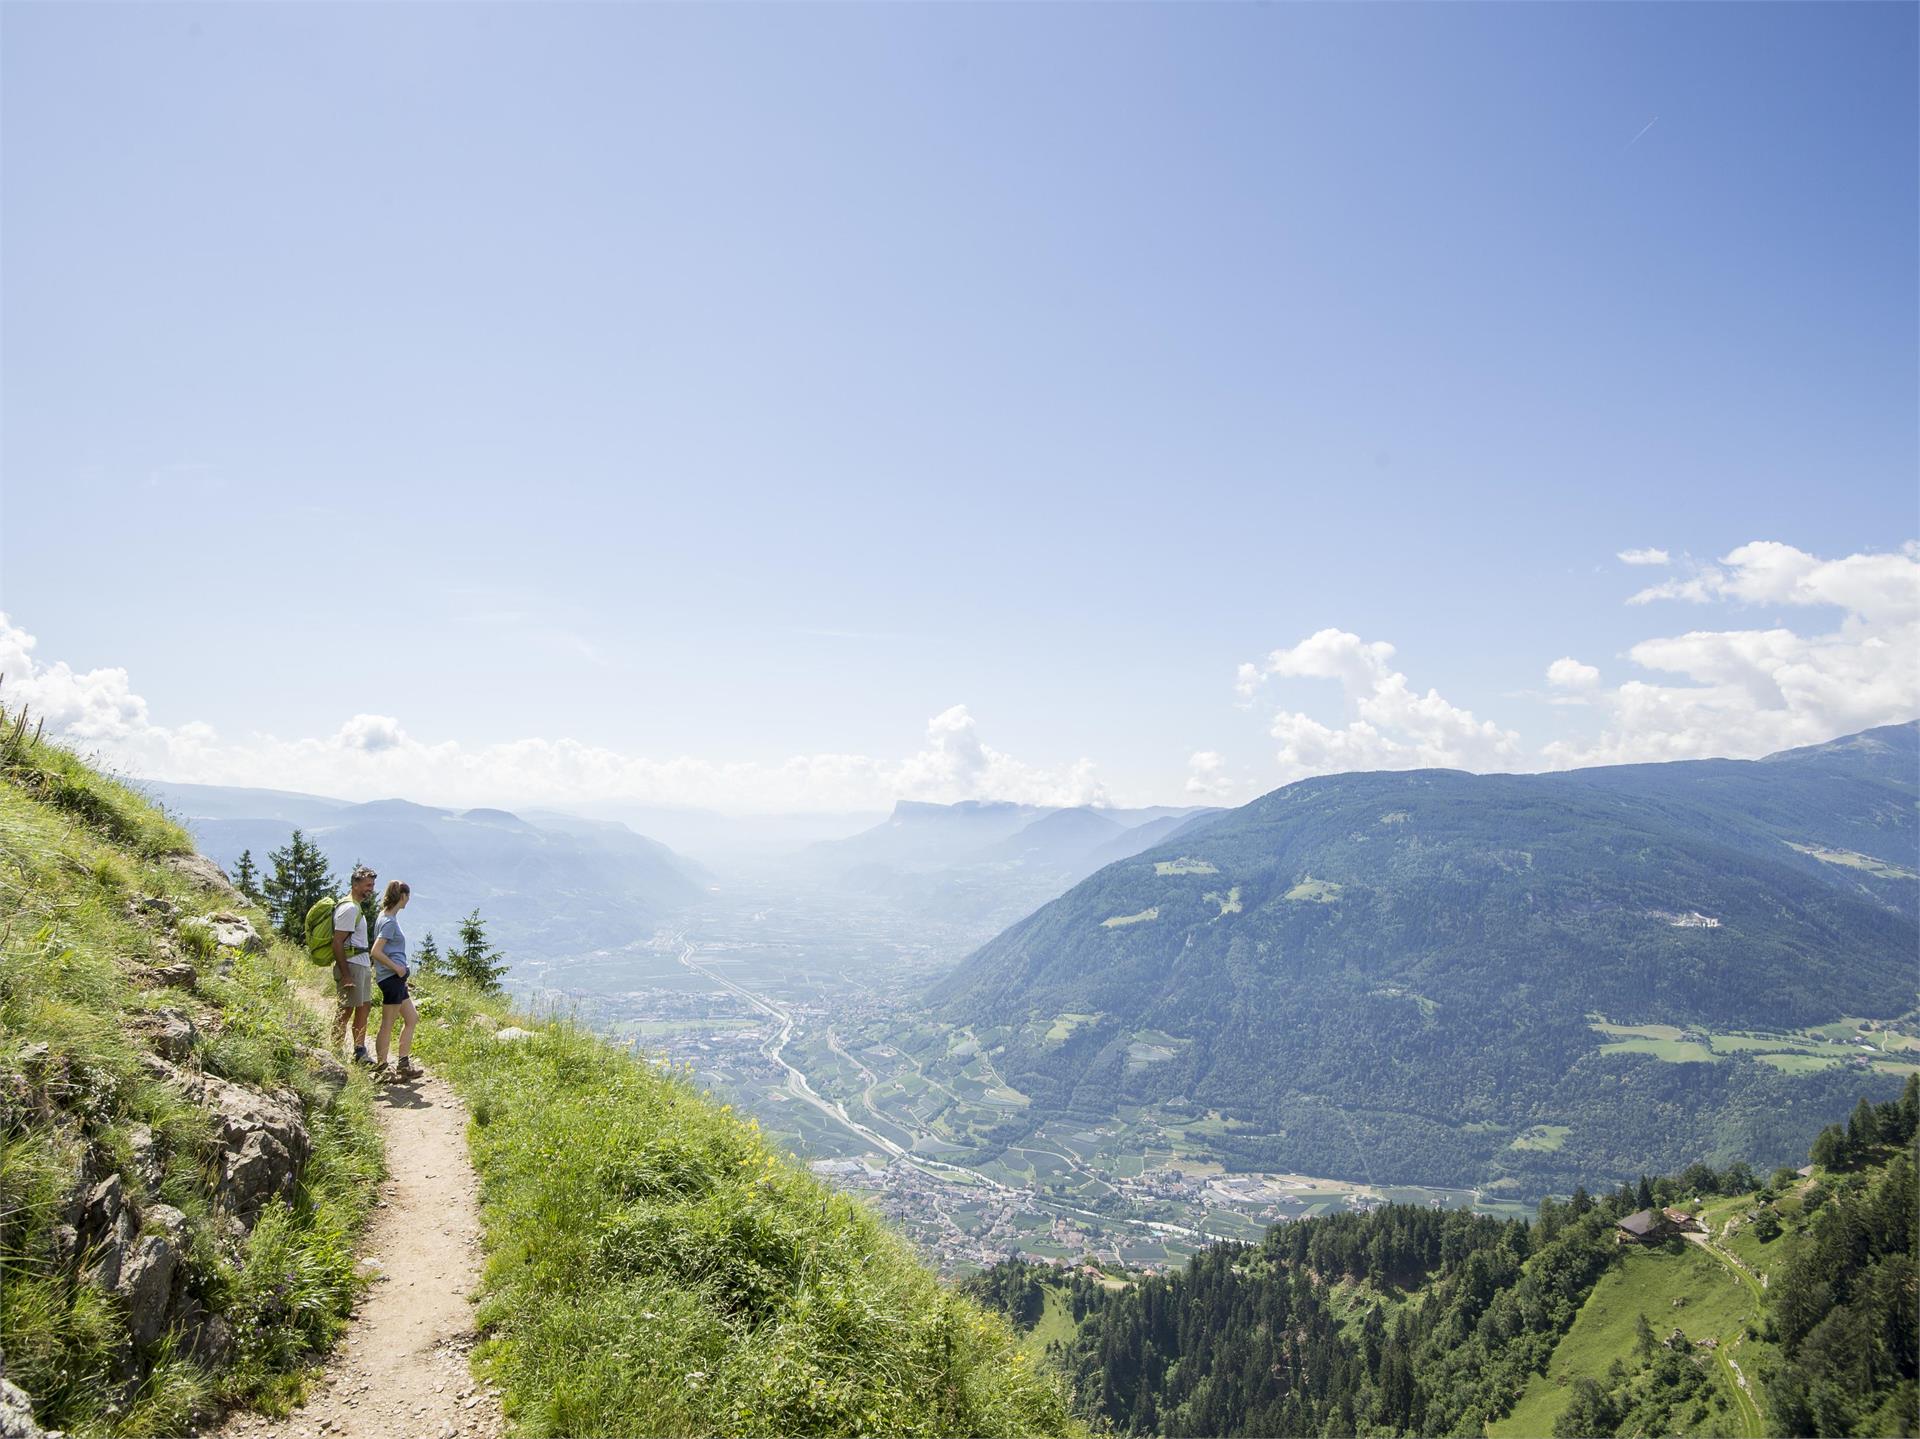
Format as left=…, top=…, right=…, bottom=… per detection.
left=395, top=999, right=419, bottom=1059
left=376, top=1002, right=399, bottom=1065
left=352, top=1002, right=372, bottom=1051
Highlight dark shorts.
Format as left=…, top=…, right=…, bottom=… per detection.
left=377, top=972, right=410, bottom=1006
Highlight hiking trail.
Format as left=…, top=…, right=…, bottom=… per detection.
left=214, top=992, right=502, bottom=1439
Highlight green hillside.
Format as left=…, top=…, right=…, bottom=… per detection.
left=0, top=720, right=1076, bottom=1438
left=933, top=725, right=1919, bottom=1192
left=967, top=1082, right=1919, bottom=1437
left=0, top=709, right=382, bottom=1434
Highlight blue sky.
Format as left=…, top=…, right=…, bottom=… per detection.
left=3, top=4, right=1915, bottom=812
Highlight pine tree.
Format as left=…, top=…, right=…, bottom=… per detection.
left=451, top=910, right=508, bottom=994
left=415, top=931, right=443, bottom=978
left=1636, top=1175, right=1655, bottom=1211
left=231, top=849, right=263, bottom=904
left=261, top=830, right=338, bottom=942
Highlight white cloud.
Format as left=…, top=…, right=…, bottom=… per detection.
left=1184, top=751, right=1236, bottom=801
left=1548, top=540, right=1920, bottom=767
left=1238, top=628, right=1524, bottom=782
left=1617, top=547, right=1671, bottom=566
left=1546, top=657, right=1602, bottom=690
left=1239, top=541, right=1920, bottom=783
left=0, top=615, right=1105, bottom=814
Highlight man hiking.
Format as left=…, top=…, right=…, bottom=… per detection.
left=331, top=865, right=378, bottom=1064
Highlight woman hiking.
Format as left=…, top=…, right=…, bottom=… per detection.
left=370, top=880, right=423, bottom=1080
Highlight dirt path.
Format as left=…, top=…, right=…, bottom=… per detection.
left=218, top=1042, right=503, bottom=1439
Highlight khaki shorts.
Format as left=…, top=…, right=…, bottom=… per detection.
left=336, top=963, right=374, bottom=1008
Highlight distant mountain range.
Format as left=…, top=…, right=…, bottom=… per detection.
left=808, top=800, right=1224, bottom=933
left=932, top=724, right=1920, bottom=1193
left=142, top=781, right=707, bottom=964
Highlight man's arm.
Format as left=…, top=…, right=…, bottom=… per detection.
left=333, top=923, right=351, bottom=984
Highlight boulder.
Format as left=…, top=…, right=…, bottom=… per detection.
left=129, top=896, right=177, bottom=921
left=493, top=1026, right=538, bottom=1044
left=160, top=853, right=239, bottom=900
left=182, top=912, right=264, bottom=955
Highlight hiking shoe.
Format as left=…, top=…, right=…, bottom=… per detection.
left=395, top=1058, right=425, bottom=1081
left=352, top=1049, right=374, bottom=1067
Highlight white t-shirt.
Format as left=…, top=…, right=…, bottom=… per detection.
left=334, top=898, right=370, bottom=967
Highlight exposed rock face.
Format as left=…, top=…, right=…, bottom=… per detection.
left=141, top=1057, right=309, bottom=1226
left=160, top=853, right=238, bottom=900
left=117, top=1206, right=187, bottom=1348
left=144, top=961, right=197, bottom=991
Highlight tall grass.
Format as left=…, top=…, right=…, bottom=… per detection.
left=410, top=982, right=1079, bottom=1437
left=0, top=735, right=382, bottom=1434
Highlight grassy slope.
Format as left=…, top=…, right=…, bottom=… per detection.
left=406, top=980, right=1078, bottom=1438
left=1491, top=1242, right=1764, bottom=1439
left=0, top=735, right=382, bottom=1435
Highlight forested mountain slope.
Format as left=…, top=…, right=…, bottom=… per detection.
left=968, top=1080, right=1919, bottom=1438
left=933, top=726, right=1919, bottom=1191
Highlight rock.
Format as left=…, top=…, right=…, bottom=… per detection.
left=492, top=1027, right=537, bottom=1044
left=117, top=1226, right=183, bottom=1347
left=126, top=1125, right=164, bottom=1191
left=302, top=1047, right=349, bottom=1099
left=83, top=1208, right=137, bottom=1294
left=0, top=1365, right=54, bottom=1439
left=161, top=854, right=239, bottom=900
left=146, top=1010, right=196, bottom=1063
left=82, top=1174, right=126, bottom=1238
left=467, top=1014, right=496, bottom=1031
left=145, top=962, right=197, bottom=991
left=187, top=1313, right=233, bottom=1367
left=143, top=1057, right=311, bottom=1227
left=49, top=1226, right=78, bottom=1267
left=181, top=912, right=264, bottom=955
left=130, top=896, right=177, bottom=921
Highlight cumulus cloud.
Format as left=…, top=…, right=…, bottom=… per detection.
left=1546, top=657, right=1601, bottom=690
left=1238, top=628, right=1524, bottom=782
left=0, top=615, right=1105, bottom=814
left=1183, top=751, right=1236, bottom=801
left=1239, top=541, right=1919, bottom=783
left=1550, top=540, right=1920, bottom=767
left=1617, top=547, right=1671, bottom=566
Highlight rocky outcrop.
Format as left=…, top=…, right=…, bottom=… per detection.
left=160, top=853, right=238, bottom=901
left=140, top=1057, right=310, bottom=1226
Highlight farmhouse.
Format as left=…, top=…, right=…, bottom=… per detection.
left=1616, top=1208, right=1677, bottom=1243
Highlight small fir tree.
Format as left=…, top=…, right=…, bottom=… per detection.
left=451, top=910, right=508, bottom=995
left=262, top=829, right=338, bottom=942
left=231, top=848, right=263, bottom=904
left=414, top=931, right=443, bottom=978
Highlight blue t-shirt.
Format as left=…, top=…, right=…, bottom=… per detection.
left=373, top=914, right=408, bottom=975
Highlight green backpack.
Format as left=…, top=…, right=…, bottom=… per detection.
left=305, top=896, right=345, bottom=966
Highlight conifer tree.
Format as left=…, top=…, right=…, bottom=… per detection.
left=262, top=829, right=338, bottom=942
left=451, top=910, right=508, bottom=994
left=231, top=848, right=263, bottom=904
left=414, top=930, right=443, bottom=978
left=1635, top=1175, right=1655, bottom=1211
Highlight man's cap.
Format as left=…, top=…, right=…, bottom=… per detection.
left=351, top=865, right=377, bottom=882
